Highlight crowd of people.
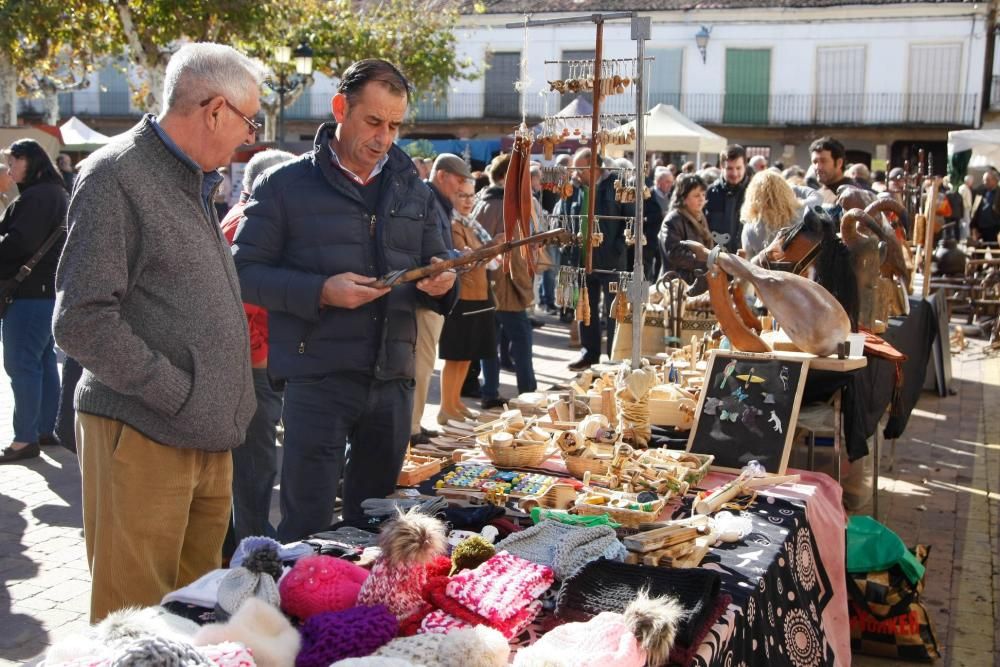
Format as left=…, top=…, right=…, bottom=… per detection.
left=1, top=41, right=999, bottom=628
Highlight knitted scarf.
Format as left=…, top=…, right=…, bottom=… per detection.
left=676, top=206, right=715, bottom=246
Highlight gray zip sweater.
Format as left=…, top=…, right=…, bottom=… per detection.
left=54, top=116, right=255, bottom=451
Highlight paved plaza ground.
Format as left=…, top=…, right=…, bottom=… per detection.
left=0, top=315, right=997, bottom=666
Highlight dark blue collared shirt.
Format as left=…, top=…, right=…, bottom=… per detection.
left=150, top=115, right=224, bottom=220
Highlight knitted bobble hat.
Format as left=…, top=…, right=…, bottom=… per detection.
left=357, top=509, right=448, bottom=619
left=295, top=605, right=399, bottom=667
left=449, top=535, right=496, bottom=575
left=215, top=543, right=283, bottom=621
left=512, top=592, right=683, bottom=667
left=494, top=520, right=626, bottom=580
left=230, top=536, right=283, bottom=570
left=109, top=636, right=257, bottom=667
left=279, top=555, right=370, bottom=621
left=375, top=625, right=509, bottom=667
left=555, top=558, right=722, bottom=647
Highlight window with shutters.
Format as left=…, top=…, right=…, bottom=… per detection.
left=907, top=43, right=962, bottom=123
left=484, top=51, right=521, bottom=119
left=815, top=46, right=865, bottom=124
left=647, top=48, right=683, bottom=108
left=561, top=49, right=597, bottom=108
left=724, top=49, right=770, bottom=125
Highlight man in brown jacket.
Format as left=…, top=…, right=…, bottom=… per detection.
left=473, top=153, right=537, bottom=408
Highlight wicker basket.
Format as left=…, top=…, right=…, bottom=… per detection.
left=573, top=495, right=666, bottom=529
left=477, top=434, right=551, bottom=468
left=562, top=453, right=612, bottom=480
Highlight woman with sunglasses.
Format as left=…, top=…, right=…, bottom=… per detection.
left=0, top=139, right=68, bottom=463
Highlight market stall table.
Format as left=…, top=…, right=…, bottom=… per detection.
left=432, top=448, right=850, bottom=667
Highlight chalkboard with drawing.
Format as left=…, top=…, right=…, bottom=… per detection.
left=685, top=349, right=810, bottom=475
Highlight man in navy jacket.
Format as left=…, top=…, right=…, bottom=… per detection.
left=233, top=60, right=458, bottom=539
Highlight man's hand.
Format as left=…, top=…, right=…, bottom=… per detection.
left=321, top=272, right=389, bottom=309
left=416, top=257, right=456, bottom=297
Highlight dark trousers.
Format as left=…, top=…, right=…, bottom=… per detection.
left=56, top=357, right=84, bottom=453
left=225, top=368, right=283, bottom=555
left=482, top=311, right=537, bottom=399
left=277, top=372, right=412, bottom=541
left=580, top=273, right=616, bottom=362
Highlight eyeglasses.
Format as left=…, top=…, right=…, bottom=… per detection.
left=457, top=193, right=476, bottom=200
left=200, top=97, right=263, bottom=136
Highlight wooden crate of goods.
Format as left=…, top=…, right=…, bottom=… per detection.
left=397, top=453, right=447, bottom=486
left=573, top=488, right=668, bottom=529
left=636, top=450, right=714, bottom=486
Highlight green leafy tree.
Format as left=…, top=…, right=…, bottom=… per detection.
left=402, top=139, right=436, bottom=159
left=0, top=0, right=117, bottom=125
left=238, top=0, right=479, bottom=139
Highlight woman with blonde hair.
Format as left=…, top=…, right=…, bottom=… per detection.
left=740, top=169, right=821, bottom=259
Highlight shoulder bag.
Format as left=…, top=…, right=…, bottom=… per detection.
left=0, top=224, right=65, bottom=318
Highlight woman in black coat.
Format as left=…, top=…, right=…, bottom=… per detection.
left=657, top=173, right=714, bottom=285
left=0, top=140, right=68, bottom=463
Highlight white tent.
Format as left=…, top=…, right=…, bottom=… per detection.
left=59, top=116, right=111, bottom=151
left=948, top=129, right=1000, bottom=168
left=607, top=103, right=727, bottom=158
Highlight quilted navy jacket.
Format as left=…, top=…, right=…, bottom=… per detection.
left=233, top=123, right=457, bottom=381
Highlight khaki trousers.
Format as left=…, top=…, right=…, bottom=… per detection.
left=411, top=308, right=444, bottom=433
left=77, top=413, right=232, bottom=622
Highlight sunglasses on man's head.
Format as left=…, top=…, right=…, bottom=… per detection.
left=200, top=97, right=263, bottom=134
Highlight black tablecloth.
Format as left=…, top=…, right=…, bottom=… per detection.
left=799, top=295, right=936, bottom=461
left=690, top=495, right=836, bottom=666
left=883, top=296, right=937, bottom=438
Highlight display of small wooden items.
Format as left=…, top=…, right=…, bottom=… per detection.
left=434, top=463, right=558, bottom=500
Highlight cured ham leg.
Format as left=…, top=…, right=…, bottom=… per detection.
left=684, top=241, right=852, bottom=357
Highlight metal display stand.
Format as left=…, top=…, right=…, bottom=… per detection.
left=505, top=13, right=652, bottom=369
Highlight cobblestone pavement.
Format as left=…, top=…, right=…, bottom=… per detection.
left=0, top=315, right=996, bottom=666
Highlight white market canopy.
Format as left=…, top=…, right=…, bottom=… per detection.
left=948, top=129, right=1000, bottom=168
left=608, top=103, right=727, bottom=156
left=59, top=116, right=111, bottom=151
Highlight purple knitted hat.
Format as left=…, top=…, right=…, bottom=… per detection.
left=296, top=605, right=399, bottom=667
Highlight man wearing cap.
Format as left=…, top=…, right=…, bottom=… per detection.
left=410, top=153, right=467, bottom=444
left=233, top=59, right=458, bottom=539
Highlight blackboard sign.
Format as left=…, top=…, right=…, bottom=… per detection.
left=686, top=350, right=810, bottom=475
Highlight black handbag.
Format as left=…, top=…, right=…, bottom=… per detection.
left=0, top=224, right=65, bottom=318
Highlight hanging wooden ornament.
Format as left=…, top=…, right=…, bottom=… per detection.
left=578, top=283, right=591, bottom=326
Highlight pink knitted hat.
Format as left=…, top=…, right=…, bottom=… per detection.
left=357, top=510, right=448, bottom=619
left=512, top=612, right=643, bottom=667
left=445, top=551, right=554, bottom=625
left=279, top=555, right=370, bottom=621
left=512, top=593, right=682, bottom=667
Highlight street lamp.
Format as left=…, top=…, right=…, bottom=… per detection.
left=695, top=26, right=712, bottom=64
left=266, top=41, right=314, bottom=148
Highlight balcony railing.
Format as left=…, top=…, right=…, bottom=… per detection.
left=23, top=89, right=980, bottom=128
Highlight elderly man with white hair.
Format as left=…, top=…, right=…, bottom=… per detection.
left=748, top=154, right=768, bottom=173
left=54, top=43, right=263, bottom=621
